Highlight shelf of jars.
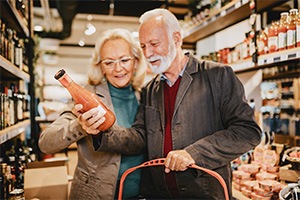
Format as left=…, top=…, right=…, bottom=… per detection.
left=0, top=0, right=29, bottom=37
left=231, top=47, right=300, bottom=75
left=0, top=55, right=30, bottom=82
left=182, top=0, right=289, bottom=43
left=0, top=119, right=30, bottom=144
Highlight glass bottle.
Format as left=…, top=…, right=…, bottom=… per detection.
left=257, top=29, right=268, bottom=55
left=54, top=69, right=116, bottom=131
left=278, top=12, right=288, bottom=51
left=296, top=9, right=300, bottom=47
left=268, top=21, right=278, bottom=53
left=286, top=9, right=298, bottom=49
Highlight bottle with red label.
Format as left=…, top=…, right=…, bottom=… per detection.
left=286, top=9, right=298, bottom=49
left=278, top=12, right=288, bottom=51
left=268, top=21, right=279, bottom=53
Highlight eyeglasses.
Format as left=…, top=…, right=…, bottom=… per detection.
left=100, top=56, right=134, bottom=69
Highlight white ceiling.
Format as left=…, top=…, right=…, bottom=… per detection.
left=34, top=8, right=141, bottom=80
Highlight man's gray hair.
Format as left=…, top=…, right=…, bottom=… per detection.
left=139, top=8, right=183, bottom=37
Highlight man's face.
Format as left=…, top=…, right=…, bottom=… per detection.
left=139, top=18, right=176, bottom=74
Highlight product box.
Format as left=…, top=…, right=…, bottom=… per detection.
left=279, top=165, right=300, bottom=182
left=24, top=161, right=68, bottom=200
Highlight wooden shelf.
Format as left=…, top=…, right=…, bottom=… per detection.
left=1, top=0, right=29, bottom=37
left=0, top=55, right=30, bottom=82
left=0, top=119, right=30, bottom=144
left=183, top=0, right=289, bottom=43
left=230, top=47, right=300, bottom=76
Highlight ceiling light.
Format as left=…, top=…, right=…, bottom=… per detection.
left=78, top=38, right=85, bottom=47
left=84, top=23, right=96, bottom=36
left=34, top=25, right=44, bottom=32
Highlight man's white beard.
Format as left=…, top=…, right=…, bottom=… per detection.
left=148, top=42, right=177, bottom=74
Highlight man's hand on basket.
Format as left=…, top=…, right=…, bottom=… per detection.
left=165, top=150, right=195, bottom=173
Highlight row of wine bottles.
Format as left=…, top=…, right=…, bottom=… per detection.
left=0, top=19, right=29, bottom=73
left=0, top=83, right=30, bottom=130
left=0, top=138, right=36, bottom=199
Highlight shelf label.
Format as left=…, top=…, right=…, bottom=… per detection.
left=211, top=16, right=216, bottom=22
left=273, top=56, right=281, bottom=63
left=242, top=0, right=249, bottom=5
left=288, top=53, right=297, bottom=59
left=220, top=10, right=226, bottom=17
left=267, top=57, right=273, bottom=64
left=235, top=1, right=241, bottom=9
left=281, top=54, right=288, bottom=61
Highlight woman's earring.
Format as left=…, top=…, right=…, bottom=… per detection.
left=102, top=76, right=107, bottom=83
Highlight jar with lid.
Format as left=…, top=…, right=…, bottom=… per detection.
left=257, top=29, right=268, bottom=55
left=296, top=9, right=300, bottom=47
left=268, top=21, right=279, bottom=53
left=278, top=12, right=288, bottom=51
left=286, top=9, right=298, bottom=49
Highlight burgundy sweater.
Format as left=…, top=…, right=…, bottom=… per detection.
left=163, top=76, right=182, bottom=198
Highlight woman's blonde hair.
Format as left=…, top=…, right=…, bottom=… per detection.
left=88, top=28, right=148, bottom=90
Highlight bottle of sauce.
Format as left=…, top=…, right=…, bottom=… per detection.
left=268, top=21, right=278, bottom=53
left=257, top=29, right=268, bottom=55
left=54, top=69, right=116, bottom=131
left=278, top=12, right=288, bottom=51
left=296, top=9, right=300, bottom=47
left=286, top=9, right=298, bottom=49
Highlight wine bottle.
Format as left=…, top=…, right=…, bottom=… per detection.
left=54, top=69, right=116, bottom=131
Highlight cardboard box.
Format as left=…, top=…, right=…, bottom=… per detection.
left=24, top=164, right=68, bottom=200
left=279, top=165, right=300, bottom=182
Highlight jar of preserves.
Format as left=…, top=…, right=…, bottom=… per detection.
left=268, top=21, right=279, bottom=53
left=257, top=29, right=268, bottom=55
left=286, top=9, right=298, bottom=49
left=278, top=12, right=288, bottom=51
left=296, top=9, right=300, bottom=47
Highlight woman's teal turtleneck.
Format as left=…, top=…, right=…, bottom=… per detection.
left=108, top=82, right=145, bottom=199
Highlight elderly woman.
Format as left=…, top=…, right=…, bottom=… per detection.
left=38, top=28, right=148, bottom=200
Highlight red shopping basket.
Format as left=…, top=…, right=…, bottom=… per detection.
left=118, top=158, right=229, bottom=200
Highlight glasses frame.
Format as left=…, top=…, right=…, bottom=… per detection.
left=100, top=56, right=135, bottom=69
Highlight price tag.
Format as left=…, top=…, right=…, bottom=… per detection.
left=288, top=53, right=297, bottom=59
left=273, top=56, right=281, bottom=63
left=297, top=51, right=300, bottom=58
left=235, top=1, right=241, bottom=8
left=203, top=21, right=208, bottom=26
left=211, top=16, right=216, bottom=22
left=221, top=10, right=226, bottom=17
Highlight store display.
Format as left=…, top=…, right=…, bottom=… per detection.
left=0, top=0, right=299, bottom=198
left=54, top=69, right=116, bottom=131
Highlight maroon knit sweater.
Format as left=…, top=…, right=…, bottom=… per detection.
left=163, top=76, right=181, bottom=198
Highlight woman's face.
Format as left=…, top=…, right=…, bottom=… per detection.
left=100, top=38, right=136, bottom=88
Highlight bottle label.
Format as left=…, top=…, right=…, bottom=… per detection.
left=278, top=32, right=287, bottom=49
left=268, top=36, right=278, bottom=52
left=296, top=24, right=300, bottom=45
left=96, top=105, right=106, bottom=116
left=287, top=29, right=295, bottom=47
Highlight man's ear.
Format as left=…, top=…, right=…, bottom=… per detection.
left=173, top=31, right=182, bottom=48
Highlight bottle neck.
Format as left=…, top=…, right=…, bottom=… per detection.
left=58, top=73, right=73, bottom=87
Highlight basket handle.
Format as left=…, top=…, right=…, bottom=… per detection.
left=118, top=158, right=229, bottom=200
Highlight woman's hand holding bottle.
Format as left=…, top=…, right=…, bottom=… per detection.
left=72, top=104, right=107, bottom=135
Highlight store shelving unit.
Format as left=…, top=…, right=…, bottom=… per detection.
left=184, top=0, right=300, bottom=156
left=0, top=0, right=34, bottom=145
left=183, top=0, right=289, bottom=43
